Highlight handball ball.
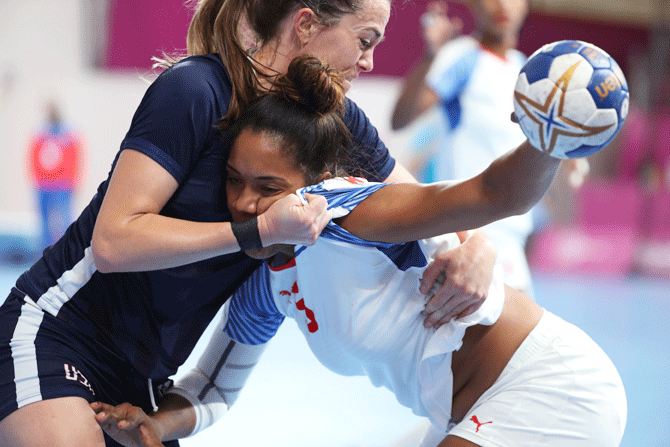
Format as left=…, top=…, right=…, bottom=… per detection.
left=513, top=40, right=629, bottom=159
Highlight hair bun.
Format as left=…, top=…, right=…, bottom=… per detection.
left=275, top=55, right=346, bottom=116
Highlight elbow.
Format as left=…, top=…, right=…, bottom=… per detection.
left=91, top=231, right=121, bottom=273
left=390, top=111, right=408, bottom=131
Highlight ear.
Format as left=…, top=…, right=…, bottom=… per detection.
left=317, top=171, right=333, bottom=183
left=294, top=8, right=321, bottom=46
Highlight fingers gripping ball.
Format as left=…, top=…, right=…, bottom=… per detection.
left=513, top=40, right=629, bottom=159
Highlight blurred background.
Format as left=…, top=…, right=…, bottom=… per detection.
left=0, top=0, right=669, bottom=446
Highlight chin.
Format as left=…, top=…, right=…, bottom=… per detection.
left=244, top=246, right=279, bottom=259
left=245, top=244, right=294, bottom=260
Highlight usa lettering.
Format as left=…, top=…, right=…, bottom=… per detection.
left=595, top=75, right=622, bottom=99
left=63, top=363, right=95, bottom=395
left=582, top=47, right=603, bottom=62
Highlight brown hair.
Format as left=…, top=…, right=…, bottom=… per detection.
left=228, top=55, right=352, bottom=184
left=156, top=0, right=376, bottom=128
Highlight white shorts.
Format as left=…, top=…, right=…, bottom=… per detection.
left=419, top=310, right=627, bottom=447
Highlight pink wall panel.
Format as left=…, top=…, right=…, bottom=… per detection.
left=105, top=0, right=191, bottom=70
left=105, top=0, right=649, bottom=78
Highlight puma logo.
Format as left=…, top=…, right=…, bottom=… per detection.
left=470, top=415, right=492, bottom=433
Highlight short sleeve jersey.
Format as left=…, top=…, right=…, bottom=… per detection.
left=15, top=55, right=395, bottom=379
left=425, top=35, right=533, bottom=244
left=223, top=178, right=506, bottom=431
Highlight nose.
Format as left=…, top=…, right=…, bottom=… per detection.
left=231, top=186, right=258, bottom=216
left=358, top=50, right=374, bottom=73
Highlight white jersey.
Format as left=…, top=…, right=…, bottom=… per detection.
left=425, top=35, right=533, bottom=294
left=224, top=178, right=505, bottom=431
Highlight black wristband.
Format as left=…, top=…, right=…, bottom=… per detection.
left=231, top=218, right=263, bottom=251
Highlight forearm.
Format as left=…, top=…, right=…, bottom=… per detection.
left=160, top=313, right=270, bottom=438
left=480, top=140, right=561, bottom=217
left=92, top=215, right=246, bottom=273
left=340, top=141, right=560, bottom=243
left=150, top=393, right=198, bottom=442
left=391, top=53, right=435, bottom=130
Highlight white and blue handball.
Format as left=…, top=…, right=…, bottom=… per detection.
left=513, top=40, right=629, bottom=159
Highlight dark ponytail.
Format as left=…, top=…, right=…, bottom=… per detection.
left=230, top=55, right=353, bottom=184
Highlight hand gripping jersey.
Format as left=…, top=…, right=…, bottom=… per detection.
left=222, top=178, right=505, bottom=431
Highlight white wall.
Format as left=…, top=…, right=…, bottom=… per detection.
left=0, top=0, right=418, bottom=239
left=0, top=0, right=155, bottom=236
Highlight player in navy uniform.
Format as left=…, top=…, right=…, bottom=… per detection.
left=0, top=1, right=499, bottom=446
left=91, top=56, right=625, bottom=447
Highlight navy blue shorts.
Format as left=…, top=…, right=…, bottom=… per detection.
left=0, top=288, right=180, bottom=447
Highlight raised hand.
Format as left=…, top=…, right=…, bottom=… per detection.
left=420, top=1, right=464, bottom=56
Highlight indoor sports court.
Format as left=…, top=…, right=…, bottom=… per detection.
left=1, top=0, right=669, bottom=446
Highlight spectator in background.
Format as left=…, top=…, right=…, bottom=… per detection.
left=392, top=0, right=537, bottom=298
left=27, top=100, right=84, bottom=249
left=391, top=0, right=589, bottom=298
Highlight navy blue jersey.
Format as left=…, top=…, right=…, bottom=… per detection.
left=13, top=54, right=395, bottom=379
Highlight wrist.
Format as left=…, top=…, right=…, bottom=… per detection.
left=255, top=214, right=274, bottom=247
left=231, top=218, right=263, bottom=250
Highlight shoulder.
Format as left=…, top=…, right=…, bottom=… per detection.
left=162, top=54, right=229, bottom=82
left=431, top=35, right=480, bottom=71
left=151, top=54, right=232, bottom=103
left=427, top=36, right=481, bottom=95
left=134, top=54, right=232, bottom=131
left=297, top=177, right=388, bottom=219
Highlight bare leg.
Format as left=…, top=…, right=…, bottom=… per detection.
left=0, top=397, right=106, bottom=447
left=437, top=435, right=480, bottom=447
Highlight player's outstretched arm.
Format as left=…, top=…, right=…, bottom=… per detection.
left=337, top=140, right=561, bottom=243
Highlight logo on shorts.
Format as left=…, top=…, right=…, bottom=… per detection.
left=470, top=415, right=492, bottom=432
left=64, top=363, right=95, bottom=396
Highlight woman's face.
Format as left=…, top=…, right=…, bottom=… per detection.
left=226, top=128, right=309, bottom=259
left=472, top=0, right=528, bottom=40
left=300, top=0, right=391, bottom=91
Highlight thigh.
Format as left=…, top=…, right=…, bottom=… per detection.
left=438, top=436, right=479, bottom=447
left=0, top=293, right=98, bottom=422
left=0, top=396, right=105, bottom=447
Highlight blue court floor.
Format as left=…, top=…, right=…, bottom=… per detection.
left=1, top=263, right=668, bottom=446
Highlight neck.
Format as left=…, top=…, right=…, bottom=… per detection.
left=478, top=32, right=517, bottom=58
left=254, top=36, right=296, bottom=89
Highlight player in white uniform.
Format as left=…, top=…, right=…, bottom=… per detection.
left=91, top=56, right=626, bottom=447
left=391, top=0, right=535, bottom=297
